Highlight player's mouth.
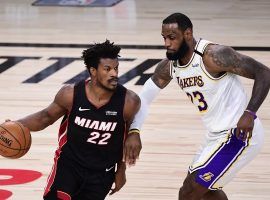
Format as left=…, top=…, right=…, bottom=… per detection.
left=109, top=78, right=118, bottom=85
left=167, top=49, right=175, bottom=53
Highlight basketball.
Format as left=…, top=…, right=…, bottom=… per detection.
left=0, top=121, right=31, bottom=159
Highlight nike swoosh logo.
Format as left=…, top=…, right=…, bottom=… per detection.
left=79, top=107, right=90, bottom=111
left=105, top=166, right=114, bottom=172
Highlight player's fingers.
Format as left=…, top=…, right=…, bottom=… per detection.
left=136, top=145, right=142, bottom=159
left=5, top=119, right=11, bottom=122
left=235, top=128, right=241, bottom=139
left=109, top=183, right=117, bottom=195
left=236, top=128, right=245, bottom=141
left=125, top=145, right=131, bottom=164
left=238, top=129, right=252, bottom=141
left=122, top=147, right=126, bottom=162
left=109, top=186, right=120, bottom=195
left=132, top=145, right=139, bottom=160
left=246, top=129, right=253, bottom=139
left=109, top=188, right=116, bottom=195
left=248, top=130, right=253, bottom=139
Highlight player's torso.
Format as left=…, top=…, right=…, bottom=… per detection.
left=60, top=80, right=126, bottom=170
left=170, top=39, right=247, bottom=132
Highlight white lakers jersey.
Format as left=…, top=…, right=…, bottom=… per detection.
left=170, top=39, right=247, bottom=133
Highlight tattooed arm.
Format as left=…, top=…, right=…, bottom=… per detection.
left=129, top=58, right=172, bottom=129
left=151, top=58, right=172, bottom=88
left=203, top=44, right=270, bottom=140
left=204, top=44, right=270, bottom=112
left=124, top=58, right=172, bottom=165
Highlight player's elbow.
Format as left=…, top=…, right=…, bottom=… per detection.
left=256, top=66, right=270, bottom=88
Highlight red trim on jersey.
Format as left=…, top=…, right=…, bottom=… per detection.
left=57, top=190, right=71, bottom=200
left=43, top=117, right=69, bottom=197
left=58, top=118, right=68, bottom=140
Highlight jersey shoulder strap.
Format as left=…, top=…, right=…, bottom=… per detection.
left=194, top=38, right=213, bottom=57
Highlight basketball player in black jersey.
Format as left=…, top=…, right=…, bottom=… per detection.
left=16, top=40, right=141, bottom=200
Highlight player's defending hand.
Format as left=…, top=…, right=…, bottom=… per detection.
left=236, top=111, right=255, bottom=141
left=123, top=131, right=142, bottom=166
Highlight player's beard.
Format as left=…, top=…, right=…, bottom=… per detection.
left=98, top=78, right=118, bottom=92
left=166, top=39, right=189, bottom=60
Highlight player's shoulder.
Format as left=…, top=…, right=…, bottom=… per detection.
left=204, top=43, right=235, bottom=57
left=55, top=84, right=75, bottom=102
left=58, top=84, right=75, bottom=95
left=54, top=84, right=75, bottom=111
left=125, top=89, right=141, bottom=108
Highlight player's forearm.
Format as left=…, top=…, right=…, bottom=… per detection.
left=129, top=78, right=161, bottom=130
left=117, top=161, right=126, bottom=172
left=18, top=110, right=55, bottom=131
left=247, top=67, right=270, bottom=112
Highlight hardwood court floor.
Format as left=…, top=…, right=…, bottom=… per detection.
left=0, top=0, right=269, bottom=199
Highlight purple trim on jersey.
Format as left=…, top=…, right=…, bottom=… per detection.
left=194, top=129, right=249, bottom=190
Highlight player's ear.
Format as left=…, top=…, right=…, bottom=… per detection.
left=90, top=67, right=96, bottom=76
left=184, top=28, right=193, bottom=40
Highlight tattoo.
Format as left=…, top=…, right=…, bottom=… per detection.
left=152, top=59, right=172, bottom=88
left=206, top=45, right=270, bottom=112
left=205, top=45, right=254, bottom=78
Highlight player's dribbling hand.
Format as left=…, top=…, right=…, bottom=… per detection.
left=123, top=132, right=142, bottom=166
left=236, top=111, right=255, bottom=141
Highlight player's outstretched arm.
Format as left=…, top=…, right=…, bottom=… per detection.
left=129, top=58, right=171, bottom=132
left=123, top=89, right=141, bottom=166
left=204, top=44, right=270, bottom=140
left=17, top=85, right=74, bottom=132
left=124, top=59, right=172, bottom=165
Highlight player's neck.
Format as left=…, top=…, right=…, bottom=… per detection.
left=178, top=38, right=197, bottom=65
left=87, top=81, right=114, bottom=106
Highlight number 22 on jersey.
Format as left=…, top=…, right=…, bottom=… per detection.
left=87, top=132, right=112, bottom=145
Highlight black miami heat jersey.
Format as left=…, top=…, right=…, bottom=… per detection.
left=58, top=80, right=127, bottom=170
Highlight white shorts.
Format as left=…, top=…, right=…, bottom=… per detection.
left=188, top=118, right=264, bottom=190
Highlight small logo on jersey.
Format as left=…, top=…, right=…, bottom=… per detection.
left=106, top=111, right=117, bottom=116
left=105, top=166, right=115, bottom=172
left=199, top=172, right=214, bottom=182
left=79, top=107, right=90, bottom=111
left=192, top=63, right=199, bottom=68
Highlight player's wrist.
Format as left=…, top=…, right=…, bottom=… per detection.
left=128, top=128, right=140, bottom=135
left=244, top=109, right=257, bottom=119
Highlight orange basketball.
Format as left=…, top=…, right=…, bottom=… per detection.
left=0, top=121, right=31, bottom=159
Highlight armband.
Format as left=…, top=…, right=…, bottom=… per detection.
left=128, top=129, right=140, bottom=134
left=245, top=109, right=257, bottom=119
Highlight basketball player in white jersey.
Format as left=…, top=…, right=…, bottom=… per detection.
left=124, top=13, right=270, bottom=199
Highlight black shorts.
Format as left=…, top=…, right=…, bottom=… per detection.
left=43, top=156, right=115, bottom=200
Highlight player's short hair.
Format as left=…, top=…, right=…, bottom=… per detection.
left=82, top=39, right=121, bottom=71
left=163, top=13, right=193, bottom=31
